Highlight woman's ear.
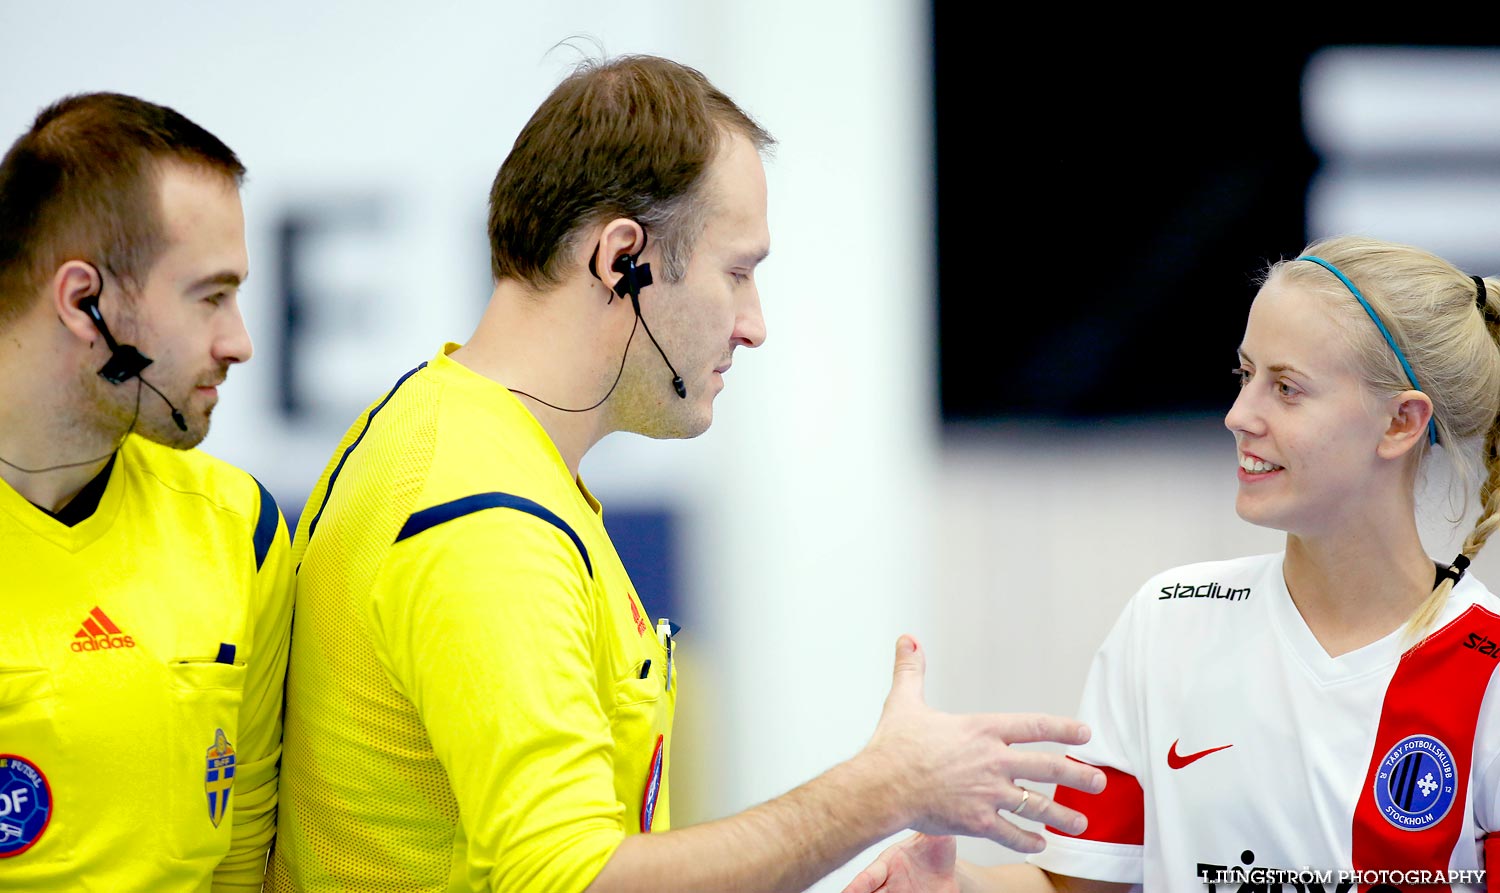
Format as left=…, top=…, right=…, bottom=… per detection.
left=1377, top=390, right=1435, bottom=459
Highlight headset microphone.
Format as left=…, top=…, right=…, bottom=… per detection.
left=79, top=288, right=189, bottom=433
left=610, top=251, right=686, bottom=399
left=513, top=229, right=688, bottom=413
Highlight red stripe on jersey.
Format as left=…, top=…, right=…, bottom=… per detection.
left=1352, top=604, right=1500, bottom=883
left=90, top=607, right=121, bottom=634
left=1048, top=758, right=1144, bottom=845
left=81, top=618, right=106, bottom=638
left=1486, top=833, right=1499, bottom=892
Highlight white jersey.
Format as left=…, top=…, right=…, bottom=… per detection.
left=1029, top=552, right=1500, bottom=892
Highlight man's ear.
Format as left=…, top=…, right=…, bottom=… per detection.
left=591, top=218, right=647, bottom=297
left=1377, top=390, right=1435, bottom=459
left=53, top=260, right=104, bottom=345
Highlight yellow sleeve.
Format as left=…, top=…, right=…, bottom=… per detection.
left=213, top=481, right=295, bottom=892
left=371, top=510, right=625, bottom=893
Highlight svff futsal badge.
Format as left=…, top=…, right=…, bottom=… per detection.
left=0, top=754, right=52, bottom=858
left=640, top=734, right=664, bottom=833
left=1373, top=734, right=1457, bottom=830
left=205, top=729, right=236, bottom=828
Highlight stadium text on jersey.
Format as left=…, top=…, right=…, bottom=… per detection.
left=1464, top=631, right=1500, bottom=659
left=1158, top=581, right=1252, bottom=601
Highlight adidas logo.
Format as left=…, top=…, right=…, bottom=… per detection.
left=70, top=607, right=135, bottom=652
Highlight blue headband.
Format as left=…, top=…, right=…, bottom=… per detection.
left=1297, top=255, right=1437, bottom=445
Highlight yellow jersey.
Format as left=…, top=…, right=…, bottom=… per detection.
left=269, top=343, right=677, bottom=893
left=0, top=434, right=293, bottom=892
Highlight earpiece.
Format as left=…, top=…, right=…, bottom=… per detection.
left=609, top=251, right=685, bottom=399
left=517, top=225, right=688, bottom=410
left=600, top=234, right=687, bottom=399
left=81, top=294, right=153, bottom=385
left=611, top=251, right=654, bottom=301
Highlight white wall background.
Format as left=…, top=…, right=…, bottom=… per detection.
left=5, top=9, right=1500, bottom=886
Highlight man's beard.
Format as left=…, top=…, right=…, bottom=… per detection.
left=90, top=373, right=208, bottom=450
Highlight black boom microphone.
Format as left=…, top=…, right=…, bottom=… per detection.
left=513, top=230, right=688, bottom=413
left=610, top=250, right=686, bottom=400
left=79, top=290, right=188, bottom=433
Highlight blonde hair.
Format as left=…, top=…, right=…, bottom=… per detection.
left=1265, top=236, right=1500, bottom=637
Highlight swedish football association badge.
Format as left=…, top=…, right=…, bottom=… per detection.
left=0, top=754, right=51, bottom=858
left=204, top=729, right=236, bottom=828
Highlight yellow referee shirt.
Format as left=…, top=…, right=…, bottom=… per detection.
left=269, top=343, right=677, bottom=893
left=0, top=435, right=294, bottom=892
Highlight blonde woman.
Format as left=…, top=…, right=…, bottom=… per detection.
left=846, top=236, right=1500, bottom=892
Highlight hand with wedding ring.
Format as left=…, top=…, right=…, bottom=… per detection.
left=858, top=636, right=1106, bottom=855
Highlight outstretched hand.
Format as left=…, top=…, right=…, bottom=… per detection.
left=841, top=833, right=957, bottom=893
left=862, top=636, right=1106, bottom=854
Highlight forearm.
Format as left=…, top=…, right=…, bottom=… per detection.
left=588, top=753, right=907, bottom=893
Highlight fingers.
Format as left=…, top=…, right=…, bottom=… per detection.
left=1003, top=785, right=1088, bottom=838
left=980, top=809, right=1047, bottom=855
left=840, top=837, right=905, bottom=893
left=884, top=635, right=926, bottom=710
left=840, top=868, right=886, bottom=893
left=1001, top=750, right=1106, bottom=795
left=991, top=712, right=1092, bottom=747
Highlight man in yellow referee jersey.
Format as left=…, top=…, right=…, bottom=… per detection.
left=270, top=55, right=1105, bottom=892
left=0, top=93, right=293, bottom=891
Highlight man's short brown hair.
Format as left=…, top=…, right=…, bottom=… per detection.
left=488, top=54, right=774, bottom=289
left=0, top=92, right=246, bottom=327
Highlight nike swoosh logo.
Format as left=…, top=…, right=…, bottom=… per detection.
left=1167, top=739, right=1233, bottom=769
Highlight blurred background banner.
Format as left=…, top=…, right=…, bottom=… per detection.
left=4, top=7, right=1498, bottom=881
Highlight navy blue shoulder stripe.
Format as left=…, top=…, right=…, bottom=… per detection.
left=395, top=492, right=593, bottom=579
left=252, top=477, right=279, bottom=571
left=304, top=362, right=428, bottom=547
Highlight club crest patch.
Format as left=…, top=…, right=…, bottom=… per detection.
left=205, top=729, right=236, bottom=828
left=640, top=734, right=664, bottom=833
left=1372, top=734, right=1457, bottom=830
left=0, top=754, right=51, bottom=858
